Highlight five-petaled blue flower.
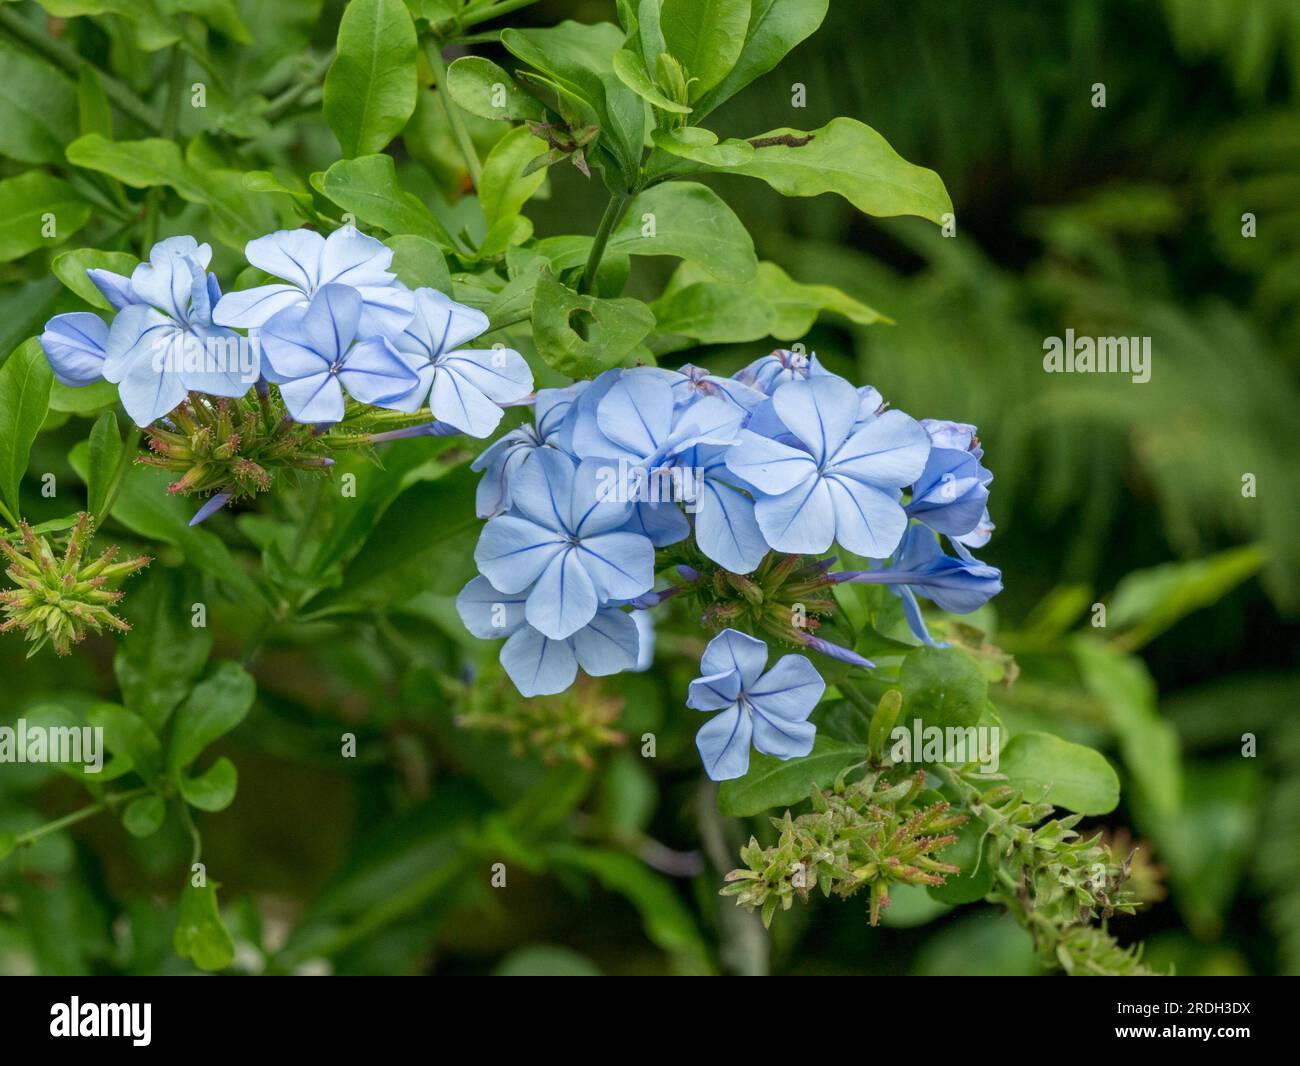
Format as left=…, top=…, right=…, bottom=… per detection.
left=474, top=449, right=655, bottom=640
left=386, top=287, right=533, bottom=437
left=259, top=284, right=418, bottom=424
left=212, top=227, right=413, bottom=338
left=687, top=629, right=824, bottom=781
left=87, top=237, right=251, bottom=426
left=726, top=375, right=931, bottom=557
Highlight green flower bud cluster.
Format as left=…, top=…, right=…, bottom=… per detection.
left=722, top=769, right=967, bottom=928
left=456, top=675, right=626, bottom=769
left=0, top=513, right=150, bottom=657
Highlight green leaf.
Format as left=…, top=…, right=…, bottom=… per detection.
left=651, top=126, right=753, bottom=166
left=85, top=411, right=125, bottom=520
left=704, top=117, right=953, bottom=223
left=898, top=646, right=987, bottom=733
left=446, top=56, right=548, bottom=123
left=657, top=0, right=751, bottom=100
left=548, top=845, right=713, bottom=974
left=385, top=234, right=451, bottom=293
left=167, top=661, right=255, bottom=774
left=1106, top=544, right=1268, bottom=651
left=64, top=134, right=282, bottom=249
left=0, top=831, right=15, bottom=862
left=87, top=703, right=163, bottom=784
left=693, top=0, right=829, bottom=117
left=650, top=260, right=884, bottom=348
left=532, top=270, right=655, bottom=377
left=500, top=21, right=646, bottom=180
left=0, top=337, right=54, bottom=522
left=492, top=945, right=602, bottom=976
left=611, top=48, right=691, bottom=114
left=76, top=65, right=113, bottom=138
left=173, top=880, right=235, bottom=972
left=999, top=732, right=1120, bottom=815
left=479, top=125, right=548, bottom=238
left=52, top=248, right=139, bottom=311
left=319, top=155, right=455, bottom=248
left=112, top=568, right=215, bottom=733
left=81, top=462, right=267, bottom=608
left=179, top=756, right=238, bottom=812
left=49, top=379, right=118, bottom=415
left=0, top=171, right=90, bottom=263
left=324, top=0, right=418, bottom=157
left=611, top=181, right=756, bottom=281
left=122, top=794, right=166, bottom=838
left=717, top=736, right=867, bottom=817
left=0, top=40, right=78, bottom=164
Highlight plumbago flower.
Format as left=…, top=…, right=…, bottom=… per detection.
left=457, top=347, right=1005, bottom=781
left=41, top=236, right=251, bottom=427
left=33, top=227, right=532, bottom=525
left=687, top=630, right=824, bottom=780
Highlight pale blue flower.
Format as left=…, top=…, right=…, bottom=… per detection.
left=386, top=288, right=532, bottom=436
left=686, top=629, right=823, bottom=781
left=212, top=226, right=413, bottom=337
left=473, top=449, right=655, bottom=640
left=725, top=375, right=930, bottom=557
left=259, top=284, right=418, bottom=424
left=456, top=575, right=640, bottom=696
left=96, top=238, right=251, bottom=426
left=733, top=348, right=828, bottom=394
left=669, top=363, right=765, bottom=412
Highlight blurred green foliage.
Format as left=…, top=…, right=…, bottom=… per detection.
left=1, top=0, right=1296, bottom=976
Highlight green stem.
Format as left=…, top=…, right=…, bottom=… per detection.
left=10, top=787, right=150, bottom=851
left=0, top=8, right=159, bottom=131
left=140, top=46, right=186, bottom=254
left=426, top=41, right=482, bottom=189
left=0, top=498, right=19, bottom=530
left=461, top=0, right=542, bottom=30
left=578, top=192, right=630, bottom=296
left=93, top=428, right=140, bottom=526
left=264, top=50, right=335, bottom=124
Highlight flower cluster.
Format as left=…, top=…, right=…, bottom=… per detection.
left=458, top=348, right=1004, bottom=780
left=38, top=228, right=534, bottom=520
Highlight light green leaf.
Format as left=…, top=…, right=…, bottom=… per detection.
left=65, top=134, right=282, bottom=248
left=52, top=248, right=139, bottom=311
left=611, top=48, right=691, bottom=114
left=0, top=337, right=54, bottom=522
left=324, top=0, right=418, bottom=157
left=76, top=65, right=113, bottom=138
left=174, top=880, right=235, bottom=972
left=123, top=794, right=166, bottom=838
left=386, top=234, right=451, bottom=293
left=0, top=171, right=91, bottom=262
left=87, top=703, right=163, bottom=784
left=446, top=55, right=548, bottom=122
left=999, top=732, right=1121, bottom=815
left=112, top=568, right=215, bottom=733
left=167, top=661, right=255, bottom=774
left=693, top=0, right=829, bottom=117
left=705, top=117, right=953, bottom=223
left=898, top=646, right=987, bottom=734
left=0, top=40, right=78, bottom=164
left=500, top=21, right=645, bottom=179
left=532, top=270, right=655, bottom=378
left=717, top=736, right=867, bottom=817
left=479, top=125, right=548, bottom=231
left=657, top=0, right=751, bottom=100
left=319, top=155, right=455, bottom=248
left=85, top=410, right=125, bottom=520
left=179, top=757, right=238, bottom=812
left=651, top=126, right=753, bottom=166
left=611, top=181, right=756, bottom=281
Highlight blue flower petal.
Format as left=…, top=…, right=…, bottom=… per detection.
left=754, top=475, right=835, bottom=554
left=456, top=575, right=527, bottom=639
left=526, top=546, right=598, bottom=640
left=575, top=531, right=654, bottom=601
left=39, top=312, right=108, bottom=386
left=824, top=474, right=908, bottom=558
left=695, top=706, right=753, bottom=781
left=696, top=476, right=767, bottom=574
left=500, top=625, right=578, bottom=696
left=748, top=654, right=825, bottom=724
left=687, top=668, right=743, bottom=711
left=474, top=513, right=566, bottom=593
left=571, top=607, right=640, bottom=676
left=771, top=375, right=858, bottom=465
left=700, top=629, right=768, bottom=690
